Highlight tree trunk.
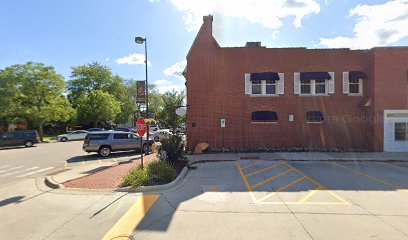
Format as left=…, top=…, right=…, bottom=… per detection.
left=39, top=122, right=44, bottom=142
left=94, top=119, right=98, bottom=128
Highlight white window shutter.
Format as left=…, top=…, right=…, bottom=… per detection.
left=359, top=79, right=363, bottom=95
left=278, top=73, right=284, bottom=95
left=328, top=72, right=335, bottom=94
left=294, top=72, right=300, bottom=94
left=343, top=72, right=349, bottom=94
left=245, top=73, right=251, bottom=94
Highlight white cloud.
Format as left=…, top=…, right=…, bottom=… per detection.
left=320, top=1, right=408, bottom=49
left=163, top=60, right=186, bottom=79
left=154, top=79, right=185, bottom=94
left=115, top=53, right=152, bottom=66
left=162, top=0, right=320, bottom=31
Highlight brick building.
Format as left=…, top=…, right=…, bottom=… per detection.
left=185, top=15, right=408, bottom=152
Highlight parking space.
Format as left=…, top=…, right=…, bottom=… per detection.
left=132, top=159, right=408, bottom=240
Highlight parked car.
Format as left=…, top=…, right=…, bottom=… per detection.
left=57, top=130, right=88, bottom=142
left=175, top=124, right=186, bottom=134
left=113, top=127, right=132, bottom=132
left=0, top=130, right=40, bottom=147
left=86, top=128, right=103, bottom=132
left=149, top=124, right=160, bottom=132
left=151, top=130, right=173, bottom=142
left=82, top=131, right=153, bottom=157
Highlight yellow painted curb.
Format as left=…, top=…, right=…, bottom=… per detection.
left=101, top=194, right=159, bottom=240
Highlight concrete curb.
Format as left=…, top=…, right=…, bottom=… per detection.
left=117, top=166, right=189, bottom=193
left=44, top=176, right=65, bottom=189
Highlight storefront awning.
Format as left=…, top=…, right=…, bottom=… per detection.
left=300, top=72, right=331, bottom=81
left=250, top=72, right=280, bottom=81
left=349, top=71, right=367, bottom=81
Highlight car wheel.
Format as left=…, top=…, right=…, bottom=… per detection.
left=98, top=146, right=111, bottom=157
left=60, top=137, right=68, bottom=142
left=24, top=141, right=34, bottom=147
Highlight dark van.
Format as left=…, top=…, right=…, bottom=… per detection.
left=0, top=130, right=40, bottom=147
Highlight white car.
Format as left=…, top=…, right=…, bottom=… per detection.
left=151, top=130, right=173, bottom=142
left=58, top=130, right=88, bottom=142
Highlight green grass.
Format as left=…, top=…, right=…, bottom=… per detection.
left=42, top=136, right=57, bottom=141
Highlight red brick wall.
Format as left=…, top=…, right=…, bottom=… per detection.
left=186, top=17, right=408, bottom=152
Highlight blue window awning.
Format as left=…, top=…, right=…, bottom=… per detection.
left=250, top=72, right=280, bottom=81
left=349, top=71, right=367, bottom=81
left=300, top=72, right=331, bottom=81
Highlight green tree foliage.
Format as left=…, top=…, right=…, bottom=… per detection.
left=156, top=90, right=185, bottom=131
left=68, top=62, right=134, bottom=126
left=0, top=62, right=75, bottom=139
left=77, top=90, right=120, bottom=127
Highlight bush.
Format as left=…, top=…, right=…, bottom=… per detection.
left=147, top=161, right=177, bottom=184
left=160, top=135, right=187, bottom=163
left=122, top=166, right=150, bottom=188
left=121, top=160, right=177, bottom=188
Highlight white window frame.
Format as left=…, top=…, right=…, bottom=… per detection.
left=295, top=72, right=334, bottom=96
left=251, top=80, right=262, bottom=95
left=245, top=73, right=284, bottom=97
left=300, top=79, right=328, bottom=96
left=348, top=78, right=363, bottom=96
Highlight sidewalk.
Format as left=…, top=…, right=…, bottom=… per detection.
left=49, top=154, right=158, bottom=189
left=187, top=151, right=408, bottom=162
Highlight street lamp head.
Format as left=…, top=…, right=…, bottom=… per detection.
left=135, top=37, right=146, bottom=44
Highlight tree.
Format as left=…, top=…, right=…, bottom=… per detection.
left=0, top=62, right=75, bottom=139
left=156, top=90, right=185, bottom=132
left=77, top=90, right=120, bottom=127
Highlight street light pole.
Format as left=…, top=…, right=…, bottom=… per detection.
left=135, top=37, right=150, bottom=152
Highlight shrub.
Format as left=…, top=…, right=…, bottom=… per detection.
left=160, top=135, right=187, bottom=163
left=122, top=166, right=150, bottom=188
left=122, top=161, right=177, bottom=188
left=147, top=161, right=177, bottom=184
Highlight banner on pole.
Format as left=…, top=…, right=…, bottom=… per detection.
left=136, top=81, right=146, bottom=104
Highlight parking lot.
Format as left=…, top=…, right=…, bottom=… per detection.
left=132, top=159, right=408, bottom=240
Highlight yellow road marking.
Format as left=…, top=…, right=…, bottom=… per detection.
left=298, top=186, right=323, bottom=203
left=284, top=162, right=349, bottom=204
left=209, top=185, right=217, bottom=192
left=331, top=162, right=408, bottom=192
left=241, top=160, right=265, bottom=170
left=257, top=176, right=307, bottom=202
left=235, top=162, right=253, bottom=191
left=381, top=162, right=408, bottom=172
left=257, top=202, right=349, bottom=205
left=101, top=194, right=159, bottom=240
left=251, top=169, right=293, bottom=189
left=246, top=162, right=286, bottom=177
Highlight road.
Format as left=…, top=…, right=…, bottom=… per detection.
left=0, top=141, right=139, bottom=186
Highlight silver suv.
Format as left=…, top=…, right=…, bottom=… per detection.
left=82, top=131, right=152, bottom=157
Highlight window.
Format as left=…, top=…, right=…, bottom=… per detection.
left=395, top=122, right=408, bottom=141
left=251, top=111, right=278, bottom=122
left=306, top=111, right=324, bottom=122
left=265, top=80, right=276, bottom=94
left=251, top=80, right=262, bottom=94
left=349, top=79, right=360, bottom=94
left=315, top=79, right=326, bottom=94
left=113, top=133, right=129, bottom=139
left=300, top=80, right=311, bottom=94
left=89, top=134, right=110, bottom=140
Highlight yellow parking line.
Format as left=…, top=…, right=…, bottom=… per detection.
left=284, top=162, right=349, bottom=204
left=235, top=162, right=253, bottom=192
left=241, top=160, right=265, bottom=170
left=331, top=162, right=407, bottom=191
left=246, top=162, right=286, bottom=177
left=209, top=185, right=217, bottom=192
left=251, top=169, right=293, bottom=189
left=381, top=162, right=408, bottom=172
left=101, top=194, right=159, bottom=240
left=299, top=186, right=322, bottom=203
left=257, top=176, right=307, bottom=202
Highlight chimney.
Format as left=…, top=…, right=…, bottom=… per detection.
left=203, top=14, right=213, bottom=23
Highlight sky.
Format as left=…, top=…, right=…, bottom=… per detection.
left=1, top=0, right=408, bottom=94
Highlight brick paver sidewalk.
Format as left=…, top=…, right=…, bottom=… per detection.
left=63, top=154, right=158, bottom=189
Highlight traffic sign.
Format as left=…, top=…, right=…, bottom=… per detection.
left=136, top=117, right=147, bottom=137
